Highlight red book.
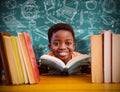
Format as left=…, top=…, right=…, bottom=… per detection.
left=23, top=32, right=40, bottom=83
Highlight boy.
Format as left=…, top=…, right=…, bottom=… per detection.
left=47, top=23, right=84, bottom=64
left=39, top=23, right=90, bottom=75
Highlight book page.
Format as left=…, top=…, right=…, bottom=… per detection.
left=66, top=55, right=90, bottom=68
left=40, top=55, right=66, bottom=71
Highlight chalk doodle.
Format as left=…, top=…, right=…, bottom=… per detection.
left=86, top=0, right=97, bottom=10
left=21, top=0, right=40, bottom=20
left=102, top=0, right=116, bottom=14
left=44, top=0, right=55, bottom=12
left=56, top=0, right=79, bottom=22
left=1, top=11, right=26, bottom=31
left=0, top=0, right=120, bottom=61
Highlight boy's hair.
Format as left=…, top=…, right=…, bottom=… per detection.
left=48, top=23, right=75, bottom=43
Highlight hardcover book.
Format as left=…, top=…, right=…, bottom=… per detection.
left=90, top=34, right=103, bottom=83
left=0, top=32, right=12, bottom=84
left=18, top=32, right=36, bottom=84
left=23, top=32, right=40, bottom=83
left=102, top=30, right=112, bottom=83
left=11, top=36, right=25, bottom=84
left=3, top=36, right=20, bottom=84
left=112, top=33, right=120, bottom=83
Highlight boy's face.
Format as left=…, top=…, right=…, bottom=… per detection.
left=49, top=30, right=75, bottom=64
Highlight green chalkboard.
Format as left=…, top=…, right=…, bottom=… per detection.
left=0, top=0, right=120, bottom=61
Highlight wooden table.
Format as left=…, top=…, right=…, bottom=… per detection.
left=0, top=74, right=120, bottom=92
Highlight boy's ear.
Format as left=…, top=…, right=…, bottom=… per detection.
left=48, top=43, right=52, bottom=50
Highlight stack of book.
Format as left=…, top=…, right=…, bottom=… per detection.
left=90, top=30, right=120, bottom=83
left=0, top=32, right=40, bottom=85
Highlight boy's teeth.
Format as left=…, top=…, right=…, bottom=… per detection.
left=59, top=52, right=67, bottom=56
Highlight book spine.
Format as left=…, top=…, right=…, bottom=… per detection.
left=3, top=36, right=19, bottom=84
left=16, top=37, right=29, bottom=84
left=23, top=32, right=40, bottom=83
left=0, top=32, right=12, bottom=84
left=18, top=32, right=36, bottom=84
left=11, top=36, right=25, bottom=84
left=112, top=34, right=120, bottom=83
left=90, top=34, right=103, bottom=83
left=103, top=30, right=112, bottom=83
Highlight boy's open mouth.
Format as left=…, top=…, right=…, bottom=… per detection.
left=58, top=52, right=68, bottom=57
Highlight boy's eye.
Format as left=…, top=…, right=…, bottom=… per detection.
left=52, top=41, right=73, bottom=46
left=53, top=42, right=59, bottom=46
left=65, top=41, right=72, bottom=46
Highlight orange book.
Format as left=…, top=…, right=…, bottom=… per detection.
left=0, top=32, right=12, bottom=84
left=18, top=32, right=36, bottom=84
left=90, top=34, right=103, bottom=83
left=23, top=32, right=40, bottom=83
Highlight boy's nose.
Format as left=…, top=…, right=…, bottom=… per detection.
left=59, top=43, right=66, bottom=49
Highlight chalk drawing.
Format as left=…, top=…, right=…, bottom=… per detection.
left=44, top=0, right=55, bottom=12
left=56, top=0, right=79, bottom=22
left=21, top=0, right=40, bottom=20
left=4, top=0, right=17, bottom=9
left=34, top=25, right=49, bottom=40
left=80, top=9, right=84, bottom=25
left=1, top=11, right=25, bottom=31
left=86, top=0, right=97, bottom=10
left=101, top=14, right=115, bottom=26
left=102, top=0, right=116, bottom=13
left=47, top=14, right=64, bottom=24
left=0, top=0, right=120, bottom=57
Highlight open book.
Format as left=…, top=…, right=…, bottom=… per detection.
left=39, top=55, right=90, bottom=75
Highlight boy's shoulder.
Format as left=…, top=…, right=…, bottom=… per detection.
left=72, top=51, right=84, bottom=58
left=47, top=52, right=55, bottom=56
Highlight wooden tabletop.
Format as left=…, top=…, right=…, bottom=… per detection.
left=0, top=74, right=120, bottom=92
